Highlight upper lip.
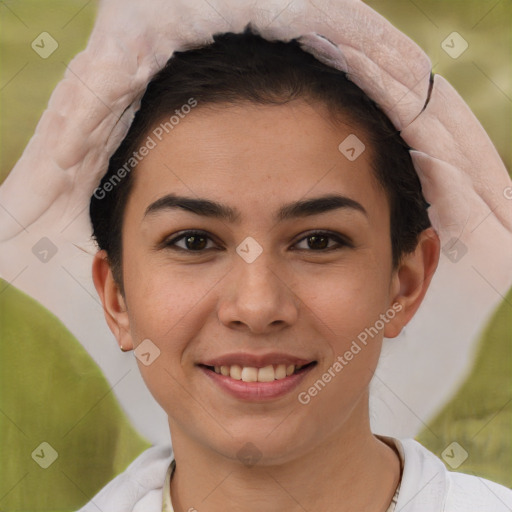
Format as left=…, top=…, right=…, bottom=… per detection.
left=200, top=352, right=315, bottom=368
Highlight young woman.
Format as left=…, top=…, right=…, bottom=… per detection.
left=81, top=24, right=511, bottom=512
left=1, top=1, right=510, bottom=511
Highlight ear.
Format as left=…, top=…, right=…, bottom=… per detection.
left=384, top=227, right=440, bottom=338
left=92, top=250, right=134, bottom=351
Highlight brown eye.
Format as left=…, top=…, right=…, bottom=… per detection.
left=183, top=234, right=208, bottom=250
left=306, top=234, right=329, bottom=250
left=164, top=230, right=216, bottom=252
left=294, top=231, right=351, bottom=251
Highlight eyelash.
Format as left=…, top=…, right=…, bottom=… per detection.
left=162, top=229, right=352, bottom=253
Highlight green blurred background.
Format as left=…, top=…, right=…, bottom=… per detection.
left=0, top=0, right=511, bottom=510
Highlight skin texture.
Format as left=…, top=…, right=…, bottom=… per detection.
left=93, top=99, right=439, bottom=511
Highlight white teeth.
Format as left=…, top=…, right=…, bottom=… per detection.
left=230, top=364, right=242, bottom=380
left=257, top=365, right=275, bottom=382
left=211, top=363, right=307, bottom=382
left=241, top=367, right=258, bottom=382
left=275, top=364, right=287, bottom=380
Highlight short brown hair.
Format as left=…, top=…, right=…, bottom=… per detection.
left=90, top=24, right=430, bottom=287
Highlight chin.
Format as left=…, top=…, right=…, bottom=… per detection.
left=209, top=419, right=316, bottom=466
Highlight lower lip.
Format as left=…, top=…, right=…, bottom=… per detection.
left=200, top=365, right=315, bottom=401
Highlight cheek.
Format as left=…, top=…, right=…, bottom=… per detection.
left=123, top=255, right=225, bottom=345
left=289, top=257, right=391, bottom=344
left=292, top=265, right=389, bottom=412
left=290, top=259, right=391, bottom=406
left=122, top=256, right=228, bottom=411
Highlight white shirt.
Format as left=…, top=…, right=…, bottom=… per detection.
left=76, top=438, right=512, bottom=511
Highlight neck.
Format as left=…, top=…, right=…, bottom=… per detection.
left=168, top=400, right=400, bottom=512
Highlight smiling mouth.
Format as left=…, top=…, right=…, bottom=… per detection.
left=200, top=362, right=317, bottom=383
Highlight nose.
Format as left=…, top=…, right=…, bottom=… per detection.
left=217, top=250, right=299, bottom=335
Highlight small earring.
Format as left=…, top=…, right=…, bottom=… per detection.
left=120, top=344, right=129, bottom=352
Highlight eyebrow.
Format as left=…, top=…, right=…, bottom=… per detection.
left=143, top=193, right=367, bottom=222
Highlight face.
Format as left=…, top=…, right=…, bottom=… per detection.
left=97, top=99, right=426, bottom=465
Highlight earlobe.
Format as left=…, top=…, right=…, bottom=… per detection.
left=92, top=250, right=134, bottom=351
left=384, top=228, right=440, bottom=338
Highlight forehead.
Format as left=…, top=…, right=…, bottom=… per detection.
left=126, top=99, right=386, bottom=221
